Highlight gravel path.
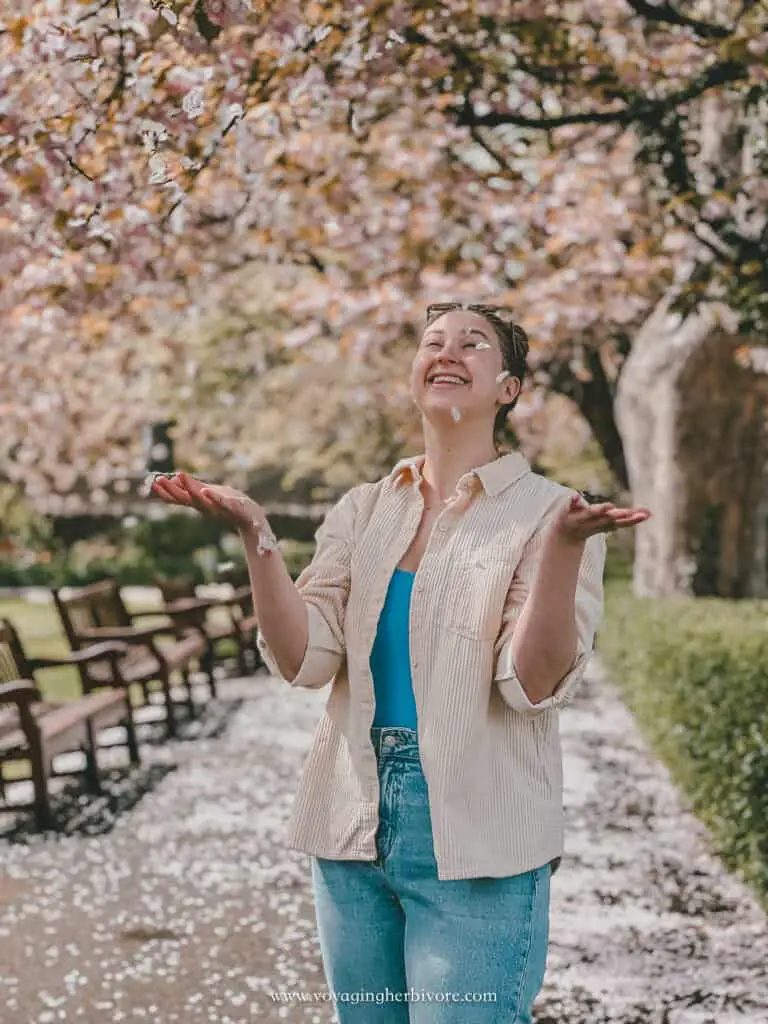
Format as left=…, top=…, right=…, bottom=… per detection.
left=0, top=662, right=765, bottom=1023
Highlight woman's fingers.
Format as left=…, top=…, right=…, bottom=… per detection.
left=176, top=471, right=215, bottom=502
left=574, top=505, right=651, bottom=523
left=151, top=477, right=192, bottom=506
left=173, top=474, right=231, bottom=517
left=153, top=475, right=222, bottom=517
left=601, top=512, right=652, bottom=532
left=154, top=477, right=199, bottom=508
left=570, top=505, right=652, bottom=535
left=147, top=472, right=256, bottom=527
left=198, top=488, right=231, bottom=515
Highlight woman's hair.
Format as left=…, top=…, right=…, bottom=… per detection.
left=424, top=302, right=529, bottom=442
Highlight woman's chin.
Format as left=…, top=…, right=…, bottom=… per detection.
left=421, top=400, right=471, bottom=423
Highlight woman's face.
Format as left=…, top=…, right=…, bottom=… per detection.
left=410, top=309, right=520, bottom=422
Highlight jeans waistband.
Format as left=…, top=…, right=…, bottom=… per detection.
left=370, top=726, right=420, bottom=762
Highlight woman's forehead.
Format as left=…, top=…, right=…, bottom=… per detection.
left=424, top=309, right=497, bottom=338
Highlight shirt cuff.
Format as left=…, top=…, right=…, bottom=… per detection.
left=256, top=603, right=343, bottom=690
left=495, top=644, right=590, bottom=717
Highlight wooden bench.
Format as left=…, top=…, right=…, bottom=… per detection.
left=0, top=618, right=139, bottom=829
left=155, top=576, right=261, bottom=679
left=52, top=578, right=211, bottom=738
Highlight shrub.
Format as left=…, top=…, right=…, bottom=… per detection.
left=599, top=581, right=768, bottom=908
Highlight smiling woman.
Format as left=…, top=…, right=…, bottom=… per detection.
left=146, top=300, right=650, bottom=1024
left=416, top=302, right=529, bottom=452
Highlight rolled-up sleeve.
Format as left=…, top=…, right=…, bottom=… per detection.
left=494, top=503, right=607, bottom=717
left=256, top=486, right=359, bottom=689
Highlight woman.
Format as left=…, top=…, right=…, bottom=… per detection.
left=148, top=302, right=650, bottom=1023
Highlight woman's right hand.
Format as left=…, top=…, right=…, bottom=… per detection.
left=147, top=471, right=267, bottom=531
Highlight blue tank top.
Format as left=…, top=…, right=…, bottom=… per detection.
left=369, top=568, right=418, bottom=729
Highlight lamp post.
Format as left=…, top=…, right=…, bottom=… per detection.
left=144, top=420, right=176, bottom=475
left=143, top=420, right=176, bottom=521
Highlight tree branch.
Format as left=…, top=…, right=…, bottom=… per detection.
left=64, top=154, right=96, bottom=182
left=625, top=0, right=731, bottom=39
left=540, top=348, right=630, bottom=491
left=467, top=117, right=516, bottom=172
left=457, top=60, right=746, bottom=130
left=104, top=0, right=128, bottom=107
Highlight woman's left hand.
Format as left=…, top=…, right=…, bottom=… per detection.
left=551, top=492, right=652, bottom=546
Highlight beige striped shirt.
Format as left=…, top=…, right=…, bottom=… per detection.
left=257, top=450, right=606, bottom=880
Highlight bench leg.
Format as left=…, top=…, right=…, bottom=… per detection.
left=28, top=736, right=55, bottom=830
left=124, top=706, right=140, bottom=766
left=235, top=631, right=248, bottom=677
left=203, top=641, right=218, bottom=699
left=181, top=668, right=196, bottom=718
left=160, top=670, right=177, bottom=738
left=83, top=725, right=102, bottom=794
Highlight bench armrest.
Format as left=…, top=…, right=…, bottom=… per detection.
left=163, top=596, right=218, bottom=614
left=0, top=679, right=43, bottom=705
left=205, top=585, right=252, bottom=608
left=28, top=641, right=130, bottom=669
left=78, top=625, right=173, bottom=643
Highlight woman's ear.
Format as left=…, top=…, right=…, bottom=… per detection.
left=505, top=377, right=522, bottom=404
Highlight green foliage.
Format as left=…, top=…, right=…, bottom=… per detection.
left=0, top=512, right=231, bottom=587
left=127, top=514, right=225, bottom=582
left=0, top=547, right=166, bottom=588
left=603, top=541, right=633, bottom=582
left=279, top=541, right=315, bottom=580
left=599, top=581, right=768, bottom=908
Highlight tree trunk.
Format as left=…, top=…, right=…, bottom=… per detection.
left=545, top=349, right=630, bottom=492
left=614, top=292, right=768, bottom=597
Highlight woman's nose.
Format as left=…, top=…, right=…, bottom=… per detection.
left=435, top=343, right=462, bottom=359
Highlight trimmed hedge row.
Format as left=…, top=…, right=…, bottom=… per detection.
left=598, top=580, right=768, bottom=909
left=0, top=540, right=316, bottom=589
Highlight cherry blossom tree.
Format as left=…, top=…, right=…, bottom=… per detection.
left=1, top=0, right=766, bottom=593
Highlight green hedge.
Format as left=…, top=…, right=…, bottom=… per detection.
left=0, top=538, right=317, bottom=589
left=0, top=549, right=206, bottom=588
left=599, top=580, right=768, bottom=908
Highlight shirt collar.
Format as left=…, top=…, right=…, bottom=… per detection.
left=388, top=450, right=530, bottom=498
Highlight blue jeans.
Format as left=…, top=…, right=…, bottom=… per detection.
left=311, top=726, right=551, bottom=1023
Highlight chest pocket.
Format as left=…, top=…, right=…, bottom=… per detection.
left=443, top=549, right=518, bottom=642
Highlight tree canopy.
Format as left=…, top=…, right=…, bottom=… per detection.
left=2, top=0, right=766, bottom=506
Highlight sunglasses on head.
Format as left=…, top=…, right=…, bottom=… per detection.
left=425, top=302, right=517, bottom=324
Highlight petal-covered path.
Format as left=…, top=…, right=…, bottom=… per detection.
left=1, top=662, right=765, bottom=1023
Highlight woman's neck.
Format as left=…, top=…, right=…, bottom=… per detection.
left=420, top=427, right=499, bottom=503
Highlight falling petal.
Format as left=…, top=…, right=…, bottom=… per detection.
left=139, top=475, right=156, bottom=498
left=254, top=522, right=279, bottom=555
left=475, top=341, right=492, bottom=350
left=496, top=371, right=510, bottom=383
left=450, top=407, right=462, bottom=423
